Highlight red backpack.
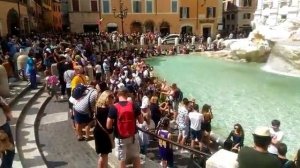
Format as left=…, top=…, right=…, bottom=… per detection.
left=115, top=102, right=136, bottom=139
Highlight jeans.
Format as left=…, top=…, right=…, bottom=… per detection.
left=0, top=123, right=15, bottom=168
left=140, top=144, right=148, bottom=155
left=29, top=69, right=37, bottom=89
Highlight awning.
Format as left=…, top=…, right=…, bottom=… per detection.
left=107, top=23, right=118, bottom=27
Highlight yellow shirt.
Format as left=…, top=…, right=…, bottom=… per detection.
left=71, top=74, right=87, bottom=91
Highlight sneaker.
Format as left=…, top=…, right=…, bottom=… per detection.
left=180, top=150, right=189, bottom=154
left=160, top=162, right=163, bottom=166
left=60, top=95, right=64, bottom=100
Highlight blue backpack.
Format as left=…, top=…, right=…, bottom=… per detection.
left=72, top=84, right=87, bottom=100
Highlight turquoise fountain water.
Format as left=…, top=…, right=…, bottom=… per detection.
left=147, top=55, right=300, bottom=158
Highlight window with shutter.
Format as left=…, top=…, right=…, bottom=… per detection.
left=213, top=7, right=216, bottom=17
left=103, top=0, right=110, bottom=13
left=91, top=0, right=98, bottom=12
left=171, top=0, right=178, bottom=13
left=133, top=0, right=141, bottom=13
left=180, top=7, right=183, bottom=18
left=206, top=7, right=209, bottom=18
left=146, top=0, right=153, bottom=13
left=72, top=0, right=79, bottom=12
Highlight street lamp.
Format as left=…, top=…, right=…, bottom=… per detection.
left=112, top=0, right=128, bottom=39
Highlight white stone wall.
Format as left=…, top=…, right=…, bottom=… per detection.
left=254, top=0, right=300, bottom=26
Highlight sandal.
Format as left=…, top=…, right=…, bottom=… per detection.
left=85, top=136, right=94, bottom=141
left=78, top=137, right=85, bottom=141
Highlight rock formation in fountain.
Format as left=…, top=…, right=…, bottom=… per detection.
left=219, top=0, right=300, bottom=76
left=222, top=30, right=271, bottom=62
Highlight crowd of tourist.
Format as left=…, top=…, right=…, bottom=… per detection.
left=0, top=32, right=299, bottom=168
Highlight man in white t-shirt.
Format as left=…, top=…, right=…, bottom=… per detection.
left=94, top=62, right=102, bottom=82
left=268, top=119, right=284, bottom=155
left=188, top=103, right=204, bottom=150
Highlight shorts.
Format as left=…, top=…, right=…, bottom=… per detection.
left=201, top=122, right=211, bottom=132
left=190, top=129, right=202, bottom=141
left=172, top=101, right=179, bottom=112
left=74, top=111, right=92, bottom=124
left=178, top=126, right=189, bottom=138
left=95, top=73, right=101, bottom=81
left=115, top=134, right=140, bottom=161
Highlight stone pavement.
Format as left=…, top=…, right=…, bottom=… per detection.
left=38, top=98, right=99, bottom=168
left=5, top=80, right=196, bottom=167
left=37, top=97, right=195, bottom=168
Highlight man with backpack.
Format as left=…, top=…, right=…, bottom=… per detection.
left=107, top=86, right=144, bottom=168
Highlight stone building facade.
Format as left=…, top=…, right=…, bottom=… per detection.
left=223, top=0, right=258, bottom=35
left=68, top=0, right=223, bottom=38
left=0, top=0, right=29, bottom=36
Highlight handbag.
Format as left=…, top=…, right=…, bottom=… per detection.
left=95, top=108, right=115, bottom=149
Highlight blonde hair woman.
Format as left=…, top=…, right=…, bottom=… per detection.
left=94, top=90, right=114, bottom=168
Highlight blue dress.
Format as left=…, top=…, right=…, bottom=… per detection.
left=158, top=130, right=173, bottom=163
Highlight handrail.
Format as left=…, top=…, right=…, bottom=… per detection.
left=137, top=127, right=212, bottom=158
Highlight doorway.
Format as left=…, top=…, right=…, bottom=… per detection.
left=203, top=27, right=212, bottom=40
left=83, top=24, right=98, bottom=33
left=181, top=26, right=193, bottom=35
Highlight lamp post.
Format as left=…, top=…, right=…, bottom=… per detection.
left=112, top=0, right=128, bottom=39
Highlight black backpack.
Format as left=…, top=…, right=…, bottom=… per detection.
left=174, top=89, right=183, bottom=102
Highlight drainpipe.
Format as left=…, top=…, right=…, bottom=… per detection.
left=17, top=0, right=21, bottom=34
left=155, top=0, right=157, bottom=15
left=196, top=0, right=199, bottom=32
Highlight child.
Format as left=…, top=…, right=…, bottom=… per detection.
left=45, top=71, right=60, bottom=101
left=157, top=118, right=174, bottom=168
left=137, top=112, right=150, bottom=161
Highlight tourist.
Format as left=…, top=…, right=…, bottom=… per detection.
left=277, top=142, right=295, bottom=168
left=0, top=130, right=14, bottom=166
left=103, top=59, right=110, bottom=83
left=226, top=123, right=244, bottom=151
left=187, top=103, right=204, bottom=152
left=57, top=55, right=70, bottom=99
left=26, top=50, right=37, bottom=89
left=63, top=64, right=75, bottom=112
left=176, top=98, right=189, bottom=153
left=149, top=96, right=162, bottom=128
left=294, top=149, right=300, bottom=168
left=157, top=117, right=174, bottom=168
left=73, top=85, right=97, bottom=141
left=170, top=83, right=182, bottom=114
left=45, top=70, right=60, bottom=101
left=70, top=66, right=88, bottom=91
left=106, top=86, right=143, bottom=168
left=237, top=126, right=281, bottom=168
left=268, top=119, right=284, bottom=155
left=94, top=61, right=102, bottom=82
left=190, top=98, right=199, bottom=112
left=201, top=104, right=213, bottom=145
left=0, top=96, right=15, bottom=168
left=137, top=111, right=150, bottom=161
left=94, top=90, right=114, bottom=168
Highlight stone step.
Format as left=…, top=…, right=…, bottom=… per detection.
left=9, top=86, right=48, bottom=168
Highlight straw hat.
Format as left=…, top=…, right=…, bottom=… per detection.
left=253, top=126, right=271, bottom=137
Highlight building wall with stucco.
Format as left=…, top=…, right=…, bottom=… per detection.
left=0, top=0, right=29, bottom=36
left=68, top=0, right=222, bottom=38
